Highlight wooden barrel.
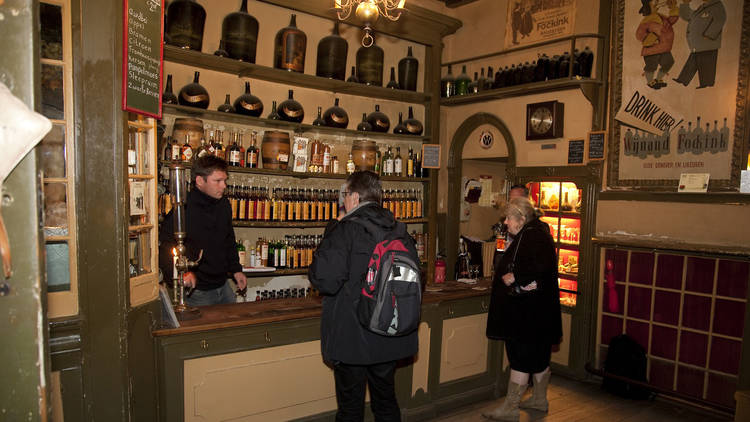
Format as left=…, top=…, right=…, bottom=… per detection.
left=351, top=139, right=377, bottom=171
left=171, top=118, right=204, bottom=149
left=261, top=131, right=291, bottom=170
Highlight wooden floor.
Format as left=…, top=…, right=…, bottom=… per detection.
left=431, top=375, right=733, bottom=422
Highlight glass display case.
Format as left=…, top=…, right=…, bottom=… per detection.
left=528, top=181, right=581, bottom=308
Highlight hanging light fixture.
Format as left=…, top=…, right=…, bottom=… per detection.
left=333, top=0, right=406, bottom=47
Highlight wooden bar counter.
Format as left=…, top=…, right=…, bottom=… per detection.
left=154, top=279, right=504, bottom=422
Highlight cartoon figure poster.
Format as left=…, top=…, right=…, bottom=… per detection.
left=504, top=0, right=577, bottom=49
left=610, top=0, right=747, bottom=188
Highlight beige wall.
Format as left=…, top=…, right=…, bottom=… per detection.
left=596, top=200, right=750, bottom=249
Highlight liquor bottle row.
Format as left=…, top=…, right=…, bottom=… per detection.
left=250, top=287, right=313, bottom=302
left=441, top=48, right=595, bottom=98
left=371, top=145, right=427, bottom=178
left=166, top=1, right=420, bottom=89
left=163, top=127, right=262, bottom=167
left=382, top=189, right=424, bottom=219
left=161, top=123, right=428, bottom=179
left=165, top=72, right=424, bottom=135
left=238, top=235, right=322, bottom=269
left=227, top=187, right=342, bottom=222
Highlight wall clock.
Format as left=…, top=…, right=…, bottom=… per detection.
left=526, top=100, right=564, bottom=140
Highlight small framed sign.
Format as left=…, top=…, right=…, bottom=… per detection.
left=567, top=139, right=585, bottom=166
left=587, top=130, right=606, bottom=161
left=421, top=144, right=441, bottom=169
left=678, top=173, right=710, bottom=193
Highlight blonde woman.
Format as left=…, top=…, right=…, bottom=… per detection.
left=484, top=197, right=562, bottom=421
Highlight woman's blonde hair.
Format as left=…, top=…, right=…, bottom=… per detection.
left=504, top=197, right=536, bottom=223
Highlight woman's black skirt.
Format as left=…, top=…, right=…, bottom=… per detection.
left=505, top=338, right=552, bottom=373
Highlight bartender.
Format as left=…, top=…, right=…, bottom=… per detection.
left=159, top=155, right=247, bottom=306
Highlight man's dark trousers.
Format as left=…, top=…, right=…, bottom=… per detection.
left=333, top=360, right=401, bottom=422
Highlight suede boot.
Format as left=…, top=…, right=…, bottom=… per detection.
left=520, top=370, right=550, bottom=412
left=482, top=380, right=526, bottom=421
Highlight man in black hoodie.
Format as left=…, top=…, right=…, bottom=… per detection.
left=309, top=171, right=417, bottom=422
left=159, top=156, right=246, bottom=306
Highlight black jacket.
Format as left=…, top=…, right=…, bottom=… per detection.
left=308, top=202, right=419, bottom=364
left=486, top=217, right=562, bottom=345
left=159, top=188, right=241, bottom=290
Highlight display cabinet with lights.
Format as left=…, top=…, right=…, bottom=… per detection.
left=514, top=163, right=601, bottom=377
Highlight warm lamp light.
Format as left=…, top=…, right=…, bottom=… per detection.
left=332, top=0, right=406, bottom=47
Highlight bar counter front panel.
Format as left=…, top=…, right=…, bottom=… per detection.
left=154, top=280, right=506, bottom=422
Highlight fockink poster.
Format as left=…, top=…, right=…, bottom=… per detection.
left=614, top=0, right=743, bottom=181
left=504, top=0, right=577, bottom=49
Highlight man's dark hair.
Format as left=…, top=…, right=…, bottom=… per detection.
left=192, top=155, right=228, bottom=181
left=346, top=171, right=382, bottom=204
left=509, top=184, right=529, bottom=197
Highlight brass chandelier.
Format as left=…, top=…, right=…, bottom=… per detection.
left=334, top=0, right=406, bottom=47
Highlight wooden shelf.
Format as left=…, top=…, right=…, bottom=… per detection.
left=232, top=218, right=428, bottom=228
left=439, top=78, right=603, bottom=107
left=164, top=46, right=431, bottom=105
left=557, top=242, right=580, bottom=250
left=161, top=160, right=429, bottom=183
left=559, top=271, right=578, bottom=279
left=163, top=104, right=430, bottom=143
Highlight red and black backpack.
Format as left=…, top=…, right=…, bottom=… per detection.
left=350, top=218, right=422, bottom=337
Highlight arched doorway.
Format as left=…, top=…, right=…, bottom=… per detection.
left=445, top=113, right=516, bottom=279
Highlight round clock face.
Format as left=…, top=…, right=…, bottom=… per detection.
left=530, top=107, right=553, bottom=134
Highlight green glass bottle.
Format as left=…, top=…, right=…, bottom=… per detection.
left=455, top=65, right=471, bottom=96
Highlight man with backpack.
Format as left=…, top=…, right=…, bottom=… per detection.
left=309, top=171, right=420, bottom=422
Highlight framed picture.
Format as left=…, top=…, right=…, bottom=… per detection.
left=504, top=0, right=576, bottom=49
left=607, top=0, right=749, bottom=191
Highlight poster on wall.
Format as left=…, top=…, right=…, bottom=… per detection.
left=504, top=0, right=577, bottom=49
left=608, top=0, right=748, bottom=190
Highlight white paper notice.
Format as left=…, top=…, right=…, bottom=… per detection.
left=741, top=170, right=750, bottom=193
left=678, top=173, right=710, bottom=193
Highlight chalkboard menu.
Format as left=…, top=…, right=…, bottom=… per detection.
left=122, top=0, right=163, bottom=118
left=421, top=144, right=441, bottom=169
left=567, top=139, right=585, bottom=165
left=587, top=131, right=606, bottom=160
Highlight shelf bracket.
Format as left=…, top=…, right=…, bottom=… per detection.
left=578, top=83, right=598, bottom=109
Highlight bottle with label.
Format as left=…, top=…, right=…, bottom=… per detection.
left=237, top=240, right=247, bottom=268
left=332, top=156, right=340, bottom=174
left=322, top=143, right=332, bottom=173
left=170, top=136, right=181, bottom=161
left=228, top=132, right=242, bottom=166
left=385, top=146, right=394, bottom=176
left=394, top=146, right=403, bottom=177
left=195, top=137, right=209, bottom=158
left=246, top=131, right=259, bottom=168
left=407, top=146, right=414, bottom=177
left=213, top=129, right=225, bottom=159
left=346, top=152, right=356, bottom=174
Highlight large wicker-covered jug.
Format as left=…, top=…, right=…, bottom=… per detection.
left=261, top=131, right=291, bottom=170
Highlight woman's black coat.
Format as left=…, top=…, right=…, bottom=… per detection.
left=486, top=217, right=563, bottom=345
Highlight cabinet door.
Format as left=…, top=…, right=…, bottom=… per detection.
left=440, top=312, right=489, bottom=383
left=183, top=340, right=336, bottom=421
